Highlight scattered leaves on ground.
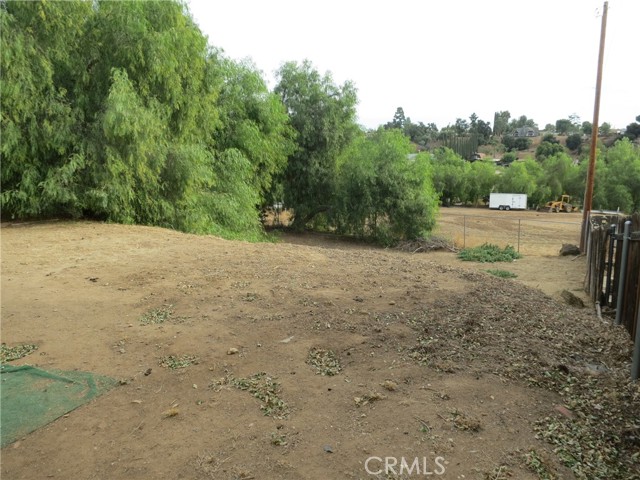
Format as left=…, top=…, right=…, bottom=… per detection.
left=483, top=464, right=513, bottom=480
left=159, top=354, right=198, bottom=369
left=406, top=276, right=639, bottom=479
left=307, top=347, right=342, bottom=376
left=213, top=372, right=289, bottom=418
left=523, top=449, right=557, bottom=479
left=270, top=432, right=288, bottom=446
left=0, top=343, right=38, bottom=362
left=139, top=305, right=174, bottom=325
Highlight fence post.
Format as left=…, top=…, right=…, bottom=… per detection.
left=615, top=221, right=632, bottom=325
left=633, top=306, right=640, bottom=381
left=463, top=215, right=466, bottom=249
left=584, top=213, right=593, bottom=297
left=517, top=219, right=521, bottom=253
left=604, top=224, right=616, bottom=306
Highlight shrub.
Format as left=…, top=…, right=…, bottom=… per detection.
left=536, top=141, right=565, bottom=161
left=485, top=269, right=518, bottom=278
left=565, top=133, right=583, bottom=151
left=502, top=136, right=530, bottom=152
left=458, top=243, right=522, bottom=262
left=500, top=152, right=518, bottom=165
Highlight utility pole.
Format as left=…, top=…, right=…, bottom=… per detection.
left=580, top=1, right=608, bottom=251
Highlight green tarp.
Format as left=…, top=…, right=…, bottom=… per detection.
left=0, top=364, right=117, bottom=447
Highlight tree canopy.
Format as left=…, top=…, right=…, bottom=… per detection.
left=593, top=138, right=640, bottom=213
left=1, top=0, right=294, bottom=240
left=429, top=148, right=470, bottom=206
left=2, top=0, right=637, bottom=247
left=274, top=60, right=359, bottom=229
left=333, top=129, right=438, bottom=244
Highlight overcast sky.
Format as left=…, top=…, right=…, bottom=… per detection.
left=187, top=0, right=638, bottom=131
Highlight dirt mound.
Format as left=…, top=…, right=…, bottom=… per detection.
left=1, top=222, right=638, bottom=479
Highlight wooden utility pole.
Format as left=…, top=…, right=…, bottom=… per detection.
left=581, top=1, right=608, bottom=251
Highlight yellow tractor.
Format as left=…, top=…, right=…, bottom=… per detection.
left=545, top=194, right=578, bottom=213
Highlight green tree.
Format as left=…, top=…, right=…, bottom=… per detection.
left=599, top=122, right=612, bottom=136
left=475, top=119, right=493, bottom=145
left=274, top=60, right=359, bottom=228
left=585, top=153, right=606, bottom=209
left=78, top=0, right=234, bottom=232
left=503, top=136, right=531, bottom=151
left=555, top=118, right=574, bottom=135
left=204, top=149, right=264, bottom=239
left=596, top=138, right=640, bottom=212
left=493, top=110, right=510, bottom=136
left=1, top=0, right=280, bottom=240
left=429, top=148, right=469, bottom=206
left=540, top=152, right=579, bottom=200
left=212, top=55, right=296, bottom=207
left=568, top=114, right=581, bottom=130
left=565, top=133, right=583, bottom=152
left=468, top=113, right=492, bottom=145
left=500, top=152, right=518, bottom=165
left=469, top=112, right=478, bottom=129
left=88, top=68, right=170, bottom=224
left=403, top=120, right=437, bottom=147
left=536, top=141, right=565, bottom=161
left=384, top=107, right=406, bottom=130
left=509, top=115, right=537, bottom=130
left=581, top=121, right=592, bottom=135
left=498, top=158, right=547, bottom=207
left=624, top=121, right=640, bottom=141
left=0, top=1, right=88, bottom=217
left=454, top=118, right=469, bottom=135
left=80, top=0, right=216, bottom=142
left=465, top=160, right=497, bottom=205
left=333, top=129, right=438, bottom=244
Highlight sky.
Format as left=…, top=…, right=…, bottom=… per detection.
left=186, top=0, right=639, bottom=131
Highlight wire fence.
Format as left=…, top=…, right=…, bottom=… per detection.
left=435, top=211, right=582, bottom=256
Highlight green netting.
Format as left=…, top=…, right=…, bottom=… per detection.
left=0, top=364, right=118, bottom=447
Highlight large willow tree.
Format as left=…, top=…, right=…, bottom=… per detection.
left=1, top=0, right=294, bottom=239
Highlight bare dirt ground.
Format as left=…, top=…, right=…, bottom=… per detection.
left=435, top=206, right=583, bottom=256
left=1, top=218, right=638, bottom=480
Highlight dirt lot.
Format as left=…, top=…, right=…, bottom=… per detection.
left=435, top=206, right=583, bottom=256
left=1, top=219, right=638, bottom=480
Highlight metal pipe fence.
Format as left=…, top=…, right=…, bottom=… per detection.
left=583, top=212, right=640, bottom=380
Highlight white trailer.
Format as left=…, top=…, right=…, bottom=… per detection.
left=489, top=193, right=527, bottom=211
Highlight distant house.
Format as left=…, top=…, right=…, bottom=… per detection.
left=513, top=127, right=539, bottom=137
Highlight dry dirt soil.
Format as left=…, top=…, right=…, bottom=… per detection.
left=434, top=207, right=583, bottom=257
left=1, top=219, right=638, bottom=480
